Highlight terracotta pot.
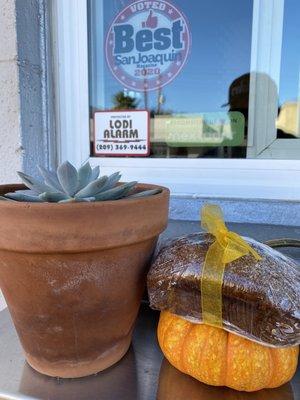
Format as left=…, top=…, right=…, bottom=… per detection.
left=0, top=183, right=169, bottom=378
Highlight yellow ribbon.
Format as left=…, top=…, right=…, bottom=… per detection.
left=200, top=204, right=262, bottom=327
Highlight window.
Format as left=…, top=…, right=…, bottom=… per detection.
left=277, top=0, right=300, bottom=140
left=247, top=0, right=300, bottom=159
left=89, top=0, right=253, bottom=159
left=53, top=0, right=300, bottom=199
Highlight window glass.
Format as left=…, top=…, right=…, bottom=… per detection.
left=276, top=0, right=300, bottom=139
left=88, top=0, right=300, bottom=159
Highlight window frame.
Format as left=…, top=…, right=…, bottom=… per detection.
left=51, top=0, right=300, bottom=201
left=247, top=0, right=300, bottom=158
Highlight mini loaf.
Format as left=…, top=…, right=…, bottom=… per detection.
left=147, top=233, right=300, bottom=347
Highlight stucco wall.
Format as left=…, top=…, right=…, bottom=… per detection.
left=0, top=0, right=21, bottom=185
left=0, top=0, right=21, bottom=310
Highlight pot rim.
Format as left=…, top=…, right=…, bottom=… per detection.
left=0, top=182, right=169, bottom=209
left=0, top=183, right=170, bottom=253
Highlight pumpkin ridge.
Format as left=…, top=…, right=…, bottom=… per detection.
left=161, top=312, right=175, bottom=351
left=266, top=346, right=299, bottom=388
left=224, top=329, right=229, bottom=387
left=249, top=341, right=253, bottom=390
left=225, top=330, right=235, bottom=388
left=161, top=312, right=192, bottom=371
left=195, top=324, right=211, bottom=383
left=157, top=313, right=164, bottom=347
left=266, top=346, right=275, bottom=388
left=180, top=323, right=194, bottom=374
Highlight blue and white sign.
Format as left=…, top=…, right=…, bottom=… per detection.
left=106, top=0, right=191, bottom=91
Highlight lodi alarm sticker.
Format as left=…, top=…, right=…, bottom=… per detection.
left=94, top=110, right=149, bottom=156
left=106, top=0, right=191, bottom=91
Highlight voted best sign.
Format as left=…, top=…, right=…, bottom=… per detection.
left=106, top=0, right=190, bottom=91
left=94, top=110, right=150, bottom=156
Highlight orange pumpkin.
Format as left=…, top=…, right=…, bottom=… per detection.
left=157, top=359, right=295, bottom=400
left=158, top=311, right=299, bottom=392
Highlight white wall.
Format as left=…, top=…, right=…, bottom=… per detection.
left=0, top=0, right=22, bottom=185
left=0, top=0, right=22, bottom=310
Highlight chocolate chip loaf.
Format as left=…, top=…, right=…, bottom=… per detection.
left=147, top=233, right=300, bottom=347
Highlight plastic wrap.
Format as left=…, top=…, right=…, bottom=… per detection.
left=148, top=231, right=300, bottom=348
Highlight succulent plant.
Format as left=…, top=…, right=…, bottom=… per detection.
left=2, top=161, right=161, bottom=203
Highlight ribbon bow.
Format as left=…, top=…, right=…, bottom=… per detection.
left=200, top=204, right=261, bottom=327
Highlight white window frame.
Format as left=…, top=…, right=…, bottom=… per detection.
left=51, top=0, right=300, bottom=201
left=247, top=0, right=300, bottom=158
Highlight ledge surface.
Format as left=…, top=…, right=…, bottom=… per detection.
left=170, top=196, right=300, bottom=227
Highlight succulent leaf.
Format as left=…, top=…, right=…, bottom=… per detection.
left=77, top=162, right=92, bottom=191
left=75, top=176, right=108, bottom=199
left=127, top=189, right=162, bottom=198
left=17, top=171, right=51, bottom=193
left=58, top=198, right=76, bottom=203
left=97, top=172, right=121, bottom=193
left=5, top=192, right=43, bottom=202
left=94, top=181, right=137, bottom=201
left=5, top=162, right=160, bottom=202
left=90, top=166, right=100, bottom=181
left=58, top=197, right=95, bottom=203
left=74, top=197, right=96, bottom=202
left=38, top=166, right=63, bottom=192
left=39, top=192, right=69, bottom=202
left=15, top=189, right=39, bottom=195
left=57, top=161, right=78, bottom=196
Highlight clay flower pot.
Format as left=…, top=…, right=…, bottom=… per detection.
left=0, top=183, right=169, bottom=378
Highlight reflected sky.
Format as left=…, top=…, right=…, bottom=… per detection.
left=279, top=0, right=300, bottom=105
